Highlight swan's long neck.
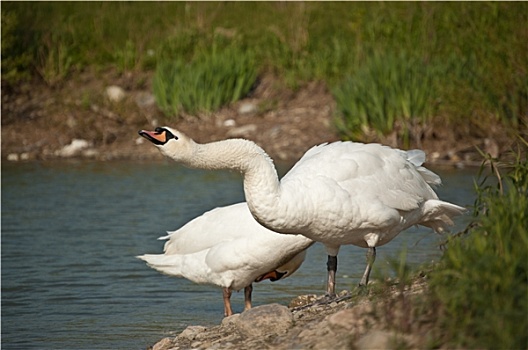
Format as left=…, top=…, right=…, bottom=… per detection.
left=173, top=139, right=283, bottom=225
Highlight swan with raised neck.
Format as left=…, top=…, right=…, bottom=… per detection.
left=138, top=127, right=293, bottom=232
left=139, top=126, right=467, bottom=295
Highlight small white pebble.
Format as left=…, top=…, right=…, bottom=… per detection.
left=223, top=119, right=236, bottom=127
left=106, top=85, right=126, bottom=102
left=7, top=153, right=19, bottom=161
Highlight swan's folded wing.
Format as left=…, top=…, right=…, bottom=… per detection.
left=137, top=250, right=217, bottom=285
left=204, top=234, right=310, bottom=278
left=162, top=203, right=262, bottom=255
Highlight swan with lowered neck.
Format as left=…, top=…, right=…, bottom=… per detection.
left=139, top=126, right=466, bottom=295
left=138, top=202, right=313, bottom=316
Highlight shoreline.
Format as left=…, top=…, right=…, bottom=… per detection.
left=2, top=72, right=511, bottom=169
left=149, top=277, right=431, bottom=350
left=2, top=129, right=491, bottom=170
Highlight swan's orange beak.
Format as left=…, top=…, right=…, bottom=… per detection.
left=138, top=129, right=167, bottom=145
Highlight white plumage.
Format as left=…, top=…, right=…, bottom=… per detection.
left=137, top=202, right=313, bottom=316
left=139, top=127, right=466, bottom=295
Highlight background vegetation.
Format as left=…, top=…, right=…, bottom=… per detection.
left=373, top=150, right=527, bottom=349
left=428, top=150, right=528, bottom=349
left=2, top=2, right=526, bottom=140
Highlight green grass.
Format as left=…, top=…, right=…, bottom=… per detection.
left=428, top=150, right=528, bottom=349
left=333, top=51, right=438, bottom=146
left=2, top=2, right=526, bottom=133
left=153, top=43, right=257, bottom=117
left=366, top=149, right=527, bottom=348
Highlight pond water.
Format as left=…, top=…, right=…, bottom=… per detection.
left=1, top=160, right=476, bottom=349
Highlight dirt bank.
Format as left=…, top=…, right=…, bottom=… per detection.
left=1, top=70, right=510, bottom=166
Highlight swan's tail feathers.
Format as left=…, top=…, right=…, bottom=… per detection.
left=406, top=149, right=426, bottom=166
left=417, top=166, right=442, bottom=187
left=137, top=254, right=184, bottom=277
left=406, top=149, right=442, bottom=187
left=156, top=231, right=177, bottom=253
left=157, top=230, right=175, bottom=240
left=421, top=200, right=468, bottom=233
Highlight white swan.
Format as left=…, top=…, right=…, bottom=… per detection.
left=139, top=127, right=466, bottom=296
left=137, top=202, right=313, bottom=316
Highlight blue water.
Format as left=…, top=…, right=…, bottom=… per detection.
left=1, top=160, right=476, bottom=349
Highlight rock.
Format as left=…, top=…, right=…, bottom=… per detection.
left=238, top=102, right=257, bottom=115
left=235, top=303, right=293, bottom=337
left=226, top=124, right=257, bottom=138
left=484, top=138, right=499, bottom=158
left=57, top=139, right=91, bottom=157
left=289, top=294, right=318, bottom=308
left=151, top=337, right=173, bottom=350
left=66, top=115, right=77, bottom=129
left=135, top=92, right=156, bottom=109
left=221, top=313, right=240, bottom=327
left=81, top=149, right=99, bottom=158
left=106, top=85, right=126, bottom=102
left=223, top=119, right=236, bottom=127
left=355, top=330, right=398, bottom=350
left=429, top=151, right=440, bottom=161
left=7, top=153, right=19, bottom=161
left=177, top=325, right=207, bottom=341
left=327, top=302, right=374, bottom=335
left=148, top=277, right=433, bottom=349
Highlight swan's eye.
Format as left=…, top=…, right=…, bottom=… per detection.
left=165, top=129, right=178, bottom=141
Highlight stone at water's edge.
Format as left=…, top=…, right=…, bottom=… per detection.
left=151, top=337, right=172, bottom=350
left=235, top=303, right=294, bottom=337
left=177, top=325, right=208, bottom=341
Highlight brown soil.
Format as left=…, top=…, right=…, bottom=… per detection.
left=1, top=69, right=512, bottom=166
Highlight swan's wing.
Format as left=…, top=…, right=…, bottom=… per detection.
left=404, top=149, right=441, bottom=186
left=139, top=231, right=311, bottom=291
left=162, top=203, right=260, bottom=255
left=204, top=233, right=311, bottom=289
left=281, top=142, right=440, bottom=231
left=286, top=142, right=329, bottom=174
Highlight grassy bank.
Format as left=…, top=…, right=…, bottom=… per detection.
left=377, top=150, right=528, bottom=348
left=2, top=2, right=526, bottom=142
left=428, top=150, right=528, bottom=348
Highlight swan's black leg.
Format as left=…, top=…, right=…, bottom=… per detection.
left=359, top=247, right=376, bottom=287
left=290, top=255, right=352, bottom=312
left=326, top=255, right=337, bottom=297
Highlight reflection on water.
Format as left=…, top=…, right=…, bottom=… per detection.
left=1, top=160, right=476, bottom=349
